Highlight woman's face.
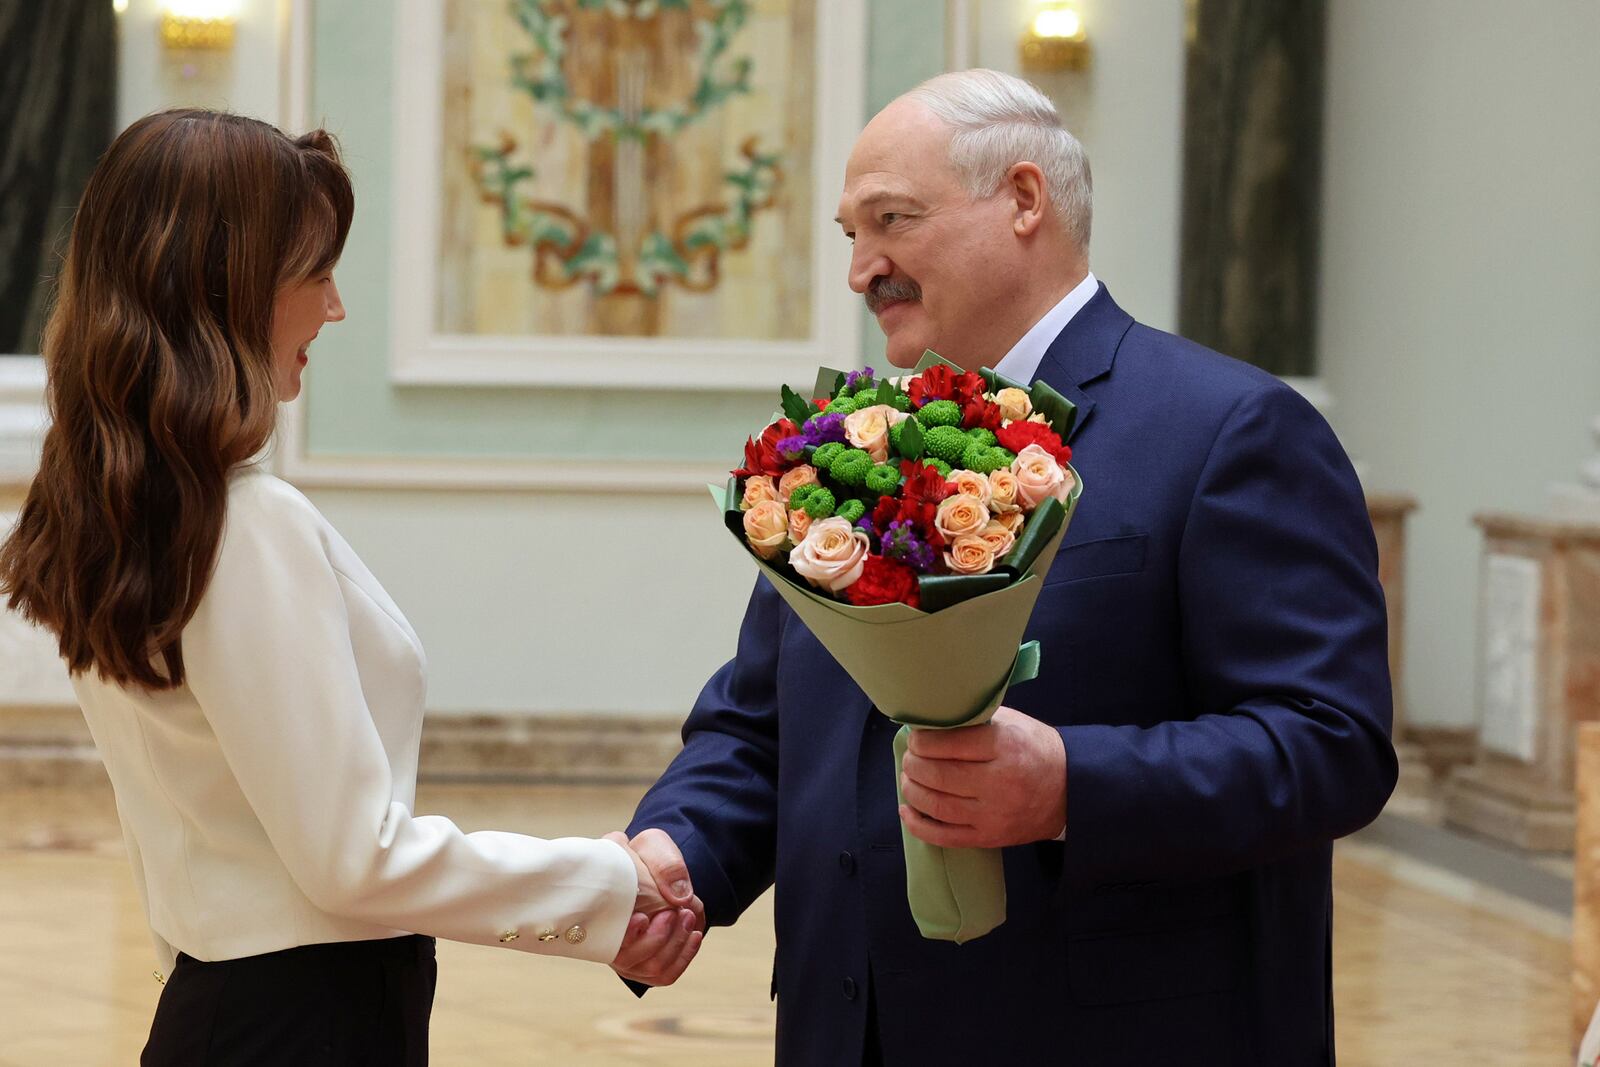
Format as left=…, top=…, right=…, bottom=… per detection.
left=270, top=273, right=345, bottom=401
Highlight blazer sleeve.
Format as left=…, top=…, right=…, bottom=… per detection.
left=627, top=576, right=786, bottom=930
left=181, top=481, right=637, bottom=964
left=1058, top=383, right=1398, bottom=886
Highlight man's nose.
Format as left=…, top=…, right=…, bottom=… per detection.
left=848, top=241, right=891, bottom=295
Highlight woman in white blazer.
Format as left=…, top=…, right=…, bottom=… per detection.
left=0, top=110, right=702, bottom=1065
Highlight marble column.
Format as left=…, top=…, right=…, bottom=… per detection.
left=1443, top=513, right=1600, bottom=851
left=1179, top=0, right=1326, bottom=377
left=0, top=0, right=116, bottom=354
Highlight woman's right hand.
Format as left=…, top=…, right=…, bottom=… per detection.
left=605, top=830, right=705, bottom=985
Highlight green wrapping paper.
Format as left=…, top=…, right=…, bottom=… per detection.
left=710, top=461, right=1081, bottom=943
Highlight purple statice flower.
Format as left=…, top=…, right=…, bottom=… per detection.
left=776, top=435, right=808, bottom=461
left=802, top=411, right=847, bottom=446
left=882, top=519, right=937, bottom=573
left=844, top=366, right=877, bottom=393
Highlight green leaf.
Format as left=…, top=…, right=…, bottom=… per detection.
left=780, top=384, right=813, bottom=427
left=1028, top=380, right=1078, bottom=439
left=1001, top=492, right=1070, bottom=579
left=833, top=371, right=848, bottom=397
left=916, top=573, right=1012, bottom=612
left=899, top=418, right=925, bottom=459
left=875, top=378, right=897, bottom=406
left=979, top=367, right=1028, bottom=394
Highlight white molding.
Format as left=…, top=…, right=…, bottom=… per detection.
left=0, top=358, right=48, bottom=484
left=387, top=0, right=866, bottom=391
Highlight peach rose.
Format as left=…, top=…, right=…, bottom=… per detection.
left=976, top=519, right=1017, bottom=559
left=994, top=387, right=1032, bottom=423
left=778, top=464, right=819, bottom=500
left=742, top=499, right=789, bottom=559
left=944, top=534, right=998, bottom=575
left=843, top=404, right=898, bottom=463
left=788, top=508, right=814, bottom=543
left=949, top=469, right=991, bottom=506
left=935, top=493, right=990, bottom=541
left=788, top=517, right=871, bottom=592
left=987, top=469, right=1022, bottom=513
left=1011, top=443, right=1074, bottom=509
left=741, top=475, right=779, bottom=510
left=994, top=509, right=1026, bottom=534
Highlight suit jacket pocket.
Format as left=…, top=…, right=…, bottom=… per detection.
left=1043, top=533, right=1148, bottom=587
left=1067, top=918, right=1243, bottom=1006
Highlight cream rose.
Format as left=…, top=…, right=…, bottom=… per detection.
left=741, top=475, right=779, bottom=511
left=986, top=469, right=1021, bottom=513
left=935, top=493, right=990, bottom=541
left=944, top=534, right=998, bottom=575
left=787, top=508, right=814, bottom=543
left=994, top=387, right=1032, bottom=424
left=1011, top=443, right=1074, bottom=509
left=976, top=519, right=1017, bottom=559
left=949, top=469, right=991, bottom=507
left=994, top=509, right=1026, bottom=534
left=788, top=517, right=871, bottom=592
left=843, top=404, right=895, bottom=464
left=742, top=499, right=789, bottom=559
left=778, top=464, right=819, bottom=500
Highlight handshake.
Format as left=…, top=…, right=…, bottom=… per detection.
left=605, top=828, right=704, bottom=987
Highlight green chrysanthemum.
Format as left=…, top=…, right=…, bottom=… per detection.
left=787, top=483, right=820, bottom=511
left=824, top=395, right=859, bottom=416
left=801, top=487, right=836, bottom=519
left=889, top=392, right=912, bottom=412
left=965, top=428, right=998, bottom=449
left=960, top=443, right=1013, bottom=474
left=811, top=442, right=847, bottom=471
left=918, top=399, right=962, bottom=427
left=828, top=449, right=875, bottom=488
left=924, top=424, right=972, bottom=465
left=864, top=464, right=901, bottom=496
left=836, top=498, right=867, bottom=523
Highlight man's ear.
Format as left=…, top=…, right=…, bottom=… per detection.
left=1007, top=162, right=1049, bottom=237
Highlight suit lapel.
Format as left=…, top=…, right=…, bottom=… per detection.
left=1031, top=283, right=1135, bottom=443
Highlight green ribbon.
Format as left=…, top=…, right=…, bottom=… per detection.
left=889, top=641, right=1042, bottom=943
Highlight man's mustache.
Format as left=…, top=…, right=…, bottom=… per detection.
left=865, top=277, right=921, bottom=315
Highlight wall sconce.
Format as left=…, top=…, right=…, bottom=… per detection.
left=1020, top=3, right=1091, bottom=74
left=159, top=0, right=239, bottom=50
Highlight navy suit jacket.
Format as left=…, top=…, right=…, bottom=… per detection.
left=630, top=285, right=1397, bottom=1066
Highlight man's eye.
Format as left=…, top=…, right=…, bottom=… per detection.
left=881, top=213, right=901, bottom=225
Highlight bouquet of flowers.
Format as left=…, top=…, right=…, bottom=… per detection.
left=714, top=352, right=1083, bottom=943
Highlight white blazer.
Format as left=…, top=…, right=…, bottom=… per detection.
left=72, top=468, right=637, bottom=977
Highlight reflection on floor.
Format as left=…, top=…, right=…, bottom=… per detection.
left=0, top=784, right=1571, bottom=1066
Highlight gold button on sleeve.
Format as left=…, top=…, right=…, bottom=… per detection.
left=564, top=924, right=587, bottom=945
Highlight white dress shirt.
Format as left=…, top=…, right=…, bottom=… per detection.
left=73, top=468, right=637, bottom=976
left=990, top=271, right=1099, bottom=384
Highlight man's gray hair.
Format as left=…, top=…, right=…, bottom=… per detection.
left=904, top=69, right=1093, bottom=252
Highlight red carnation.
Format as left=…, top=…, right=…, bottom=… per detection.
left=997, top=420, right=1072, bottom=465
left=908, top=364, right=955, bottom=407
left=962, top=397, right=1003, bottom=431
left=844, top=554, right=921, bottom=608
left=733, top=418, right=801, bottom=479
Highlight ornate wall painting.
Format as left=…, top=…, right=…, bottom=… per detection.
left=393, top=0, right=866, bottom=389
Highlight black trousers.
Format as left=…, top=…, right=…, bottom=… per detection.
left=141, top=935, right=436, bottom=1066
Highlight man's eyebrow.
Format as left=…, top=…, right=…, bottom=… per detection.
left=836, top=190, right=922, bottom=227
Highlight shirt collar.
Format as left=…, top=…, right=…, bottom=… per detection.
left=990, top=271, right=1098, bottom=385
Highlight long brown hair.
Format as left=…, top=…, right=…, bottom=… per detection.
left=0, top=109, right=353, bottom=689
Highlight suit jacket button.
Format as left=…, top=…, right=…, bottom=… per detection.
left=838, top=851, right=856, bottom=875
left=498, top=930, right=520, bottom=943
left=564, top=924, right=587, bottom=945
left=842, top=976, right=858, bottom=1001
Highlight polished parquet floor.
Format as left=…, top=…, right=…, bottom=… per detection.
left=0, top=783, right=1572, bottom=1065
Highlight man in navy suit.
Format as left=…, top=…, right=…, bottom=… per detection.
left=615, top=68, right=1396, bottom=1065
